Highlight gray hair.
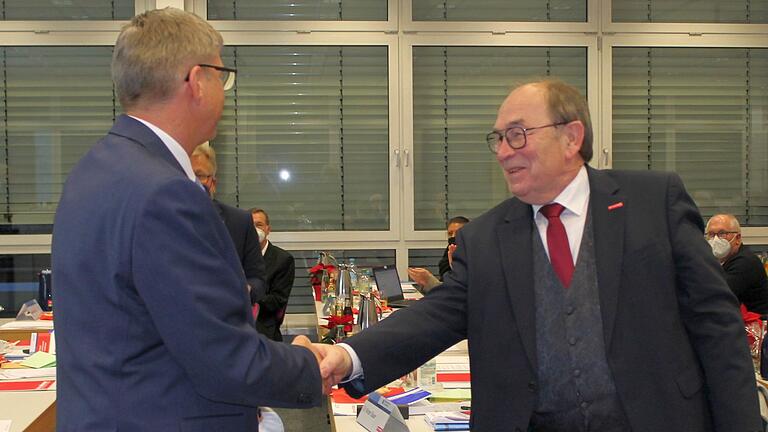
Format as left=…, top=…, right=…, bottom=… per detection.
left=112, top=8, right=223, bottom=110
left=192, top=143, right=217, bottom=175
left=513, top=78, right=593, bottom=163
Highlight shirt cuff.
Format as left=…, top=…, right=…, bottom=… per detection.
left=336, top=342, right=363, bottom=382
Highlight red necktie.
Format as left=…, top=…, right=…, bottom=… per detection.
left=540, top=203, right=574, bottom=288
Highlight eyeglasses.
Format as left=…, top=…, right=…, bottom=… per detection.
left=195, top=173, right=213, bottom=182
left=486, top=122, right=569, bottom=154
left=704, top=231, right=738, bottom=240
left=185, top=64, right=237, bottom=91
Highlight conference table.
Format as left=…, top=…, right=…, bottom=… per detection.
left=315, top=298, right=472, bottom=432
left=0, top=318, right=56, bottom=432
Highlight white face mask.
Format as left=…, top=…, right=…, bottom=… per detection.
left=256, top=227, right=267, bottom=243
left=707, top=236, right=732, bottom=260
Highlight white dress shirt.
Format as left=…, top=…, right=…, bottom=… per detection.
left=128, top=115, right=196, bottom=183
left=532, top=165, right=591, bottom=264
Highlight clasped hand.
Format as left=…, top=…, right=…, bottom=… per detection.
left=291, top=335, right=353, bottom=394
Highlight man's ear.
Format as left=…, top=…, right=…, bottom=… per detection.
left=562, top=120, right=585, bottom=159
left=185, top=65, right=205, bottom=103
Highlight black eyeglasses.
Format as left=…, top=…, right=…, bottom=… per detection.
left=185, top=64, right=237, bottom=91
left=486, top=122, right=569, bottom=154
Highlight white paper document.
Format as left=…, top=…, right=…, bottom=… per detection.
left=0, top=367, right=57, bottom=380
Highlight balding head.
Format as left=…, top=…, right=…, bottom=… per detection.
left=705, top=214, right=742, bottom=261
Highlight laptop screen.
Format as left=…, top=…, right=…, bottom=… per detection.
left=373, top=266, right=403, bottom=301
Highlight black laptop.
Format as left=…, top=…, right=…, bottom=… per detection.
left=373, top=265, right=419, bottom=308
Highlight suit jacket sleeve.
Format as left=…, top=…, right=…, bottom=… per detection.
left=260, top=247, right=295, bottom=314
left=132, top=178, right=321, bottom=408
left=723, top=249, right=763, bottom=303
left=665, top=173, right=761, bottom=431
left=438, top=247, right=450, bottom=279
left=240, top=215, right=267, bottom=303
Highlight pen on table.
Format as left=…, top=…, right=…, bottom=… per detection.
left=460, top=405, right=471, bottom=415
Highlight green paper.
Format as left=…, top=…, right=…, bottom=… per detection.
left=20, top=351, right=56, bottom=369
left=429, top=388, right=472, bottom=402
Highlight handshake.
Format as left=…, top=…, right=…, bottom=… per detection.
left=292, top=335, right=354, bottom=394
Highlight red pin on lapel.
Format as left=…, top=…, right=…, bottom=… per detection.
left=608, top=202, right=624, bottom=211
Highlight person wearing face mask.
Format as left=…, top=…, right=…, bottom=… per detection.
left=706, top=214, right=768, bottom=314
left=408, top=216, right=469, bottom=293
left=191, top=143, right=267, bottom=302
left=250, top=208, right=296, bottom=341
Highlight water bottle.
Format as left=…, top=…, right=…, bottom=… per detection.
left=348, top=258, right=359, bottom=288
left=417, top=357, right=439, bottom=390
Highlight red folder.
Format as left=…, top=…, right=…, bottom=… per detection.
left=0, top=380, right=55, bottom=391
left=437, top=373, right=471, bottom=382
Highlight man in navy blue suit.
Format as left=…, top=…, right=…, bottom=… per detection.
left=52, top=8, right=322, bottom=431
left=192, top=143, right=267, bottom=302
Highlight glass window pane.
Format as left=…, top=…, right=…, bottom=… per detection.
left=612, top=47, right=768, bottom=225
left=0, top=47, right=117, bottom=231
left=207, top=0, right=387, bottom=21
left=412, top=0, right=585, bottom=22
left=1, top=0, right=134, bottom=20
left=412, top=46, right=587, bottom=230
left=612, top=0, right=768, bottom=23
left=0, top=254, right=50, bottom=317
left=216, top=46, right=389, bottom=231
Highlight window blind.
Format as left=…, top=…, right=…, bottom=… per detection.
left=0, top=46, right=117, bottom=231
left=412, top=0, right=585, bottom=22
left=613, top=0, right=768, bottom=23
left=216, top=46, right=389, bottom=231
left=1, top=0, right=134, bottom=20
left=612, top=47, right=768, bottom=224
left=412, top=46, right=587, bottom=230
left=207, top=0, right=387, bottom=21
left=408, top=248, right=444, bottom=277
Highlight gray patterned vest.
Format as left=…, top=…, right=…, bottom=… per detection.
left=530, top=209, right=630, bottom=432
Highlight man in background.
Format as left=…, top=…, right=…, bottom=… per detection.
left=192, top=143, right=266, bottom=300
left=706, top=213, right=768, bottom=314
left=250, top=208, right=295, bottom=341
left=408, top=216, right=469, bottom=293
left=52, top=8, right=322, bottom=431
left=314, top=79, right=760, bottom=431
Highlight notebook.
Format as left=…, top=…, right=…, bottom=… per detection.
left=373, top=265, right=419, bottom=308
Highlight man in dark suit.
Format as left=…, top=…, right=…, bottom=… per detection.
left=314, top=79, right=761, bottom=431
left=52, top=8, right=322, bottom=431
left=706, top=214, right=768, bottom=314
left=192, top=143, right=266, bottom=301
left=250, top=208, right=295, bottom=341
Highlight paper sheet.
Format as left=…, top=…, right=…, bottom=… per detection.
left=19, top=352, right=56, bottom=369
left=0, top=367, right=56, bottom=380
left=0, top=321, right=53, bottom=330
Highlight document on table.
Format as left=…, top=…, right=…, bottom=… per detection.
left=0, top=367, right=56, bottom=380
left=0, top=420, right=11, bottom=432
left=19, top=352, right=56, bottom=369
left=0, top=321, right=53, bottom=330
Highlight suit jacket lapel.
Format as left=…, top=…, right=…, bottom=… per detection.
left=109, top=114, right=187, bottom=177
left=587, top=166, right=625, bottom=352
left=497, top=199, right=538, bottom=371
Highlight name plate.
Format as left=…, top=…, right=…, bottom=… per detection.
left=356, top=392, right=410, bottom=432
